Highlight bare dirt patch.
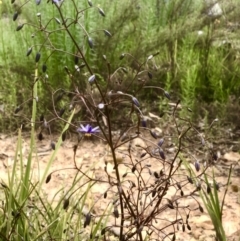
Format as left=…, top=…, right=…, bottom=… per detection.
left=0, top=132, right=239, bottom=240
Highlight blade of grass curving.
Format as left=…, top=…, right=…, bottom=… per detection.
left=202, top=173, right=227, bottom=241
left=32, top=219, right=59, bottom=241
left=6, top=128, right=22, bottom=236
left=20, top=66, right=39, bottom=202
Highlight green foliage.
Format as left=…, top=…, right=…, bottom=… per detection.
left=1, top=0, right=240, bottom=130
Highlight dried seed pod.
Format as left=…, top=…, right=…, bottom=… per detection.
left=212, top=152, right=218, bottom=161
left=182, top=224, right=185, bottom=232
left=180, top=190, right=184, bottom=196
left=176, top=182, right=181, bottom=190
left=98, top=7, right=105, bottom=17
left=16, top=24, right=24, bottom=31
left=177, top=224, right=179, bottom=231
left=42, top=64, right=47, bottom=73
left=207, top=184, right=211, bottom=194
left=172, top=234, right=176, bottom=241
left=153, top=171, right=159, bottom=179
left=132, top=165, right=136, bottom=173
left=55, top=17, right=61, bottom=24
left=152, top=190, right=156, bottom=197
left=13, top=12, right=18, bottom=21
left=88, top=74, right=95, bottom=83
left=45, top=173, right=52, bottom=183
left=84, top=213, right=91, bottom=228
left=113, top=207, right=119, bottom=218
left=104, top=192, right=107, bottom=199
left=88, top=37, right=93, bottom=49
left=12, top=210, right=20, bottom=218
left=187, top=224, right=191, bottom=230
left=159, top=148, right=166, bottom=160
left=199, top=205, right=204, bottom=213
left=88, top=0, right=93, bottom=7
left=140, top=152, right=147, bottom=158
left=35, top=52, right=41, bottom=63
left=26, top=47, right=32, bottom=56
left=38, top=132, right=43, bottom=141
left=63, top=198, right=69, bottom=209
left=148, top=71, right=153, bottom=79
left=62, top=131, right=66, bottom=142
left=103, top=29, right=112, bottom=37
left=122, top=173, right=128, bottom=178
left=1, top=182, right=8, bottom=188
left=196, top=182, right=201, bottom=191
left=119, top=53, right=125, bottom=60
left=167, top=203, right=174, bottom=209
left=74, top=55, right=79, bottom=65
left=14, top=106, right=22, bottom=114
left=187, top=176, right=193, bottom=184
left=101, top=227, right=106, bottom=235
left=122, top=67, right=128, bottom=72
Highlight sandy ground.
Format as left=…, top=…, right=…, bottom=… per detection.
left=0, top=132, right=239, bottom=241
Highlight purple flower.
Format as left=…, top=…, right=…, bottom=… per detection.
left=194, top=161, right=200, bottom=172
left=77, top=124, right=100, bottom=136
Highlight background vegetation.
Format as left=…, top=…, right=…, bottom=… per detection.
left=0, top=0, right=240, bottom=132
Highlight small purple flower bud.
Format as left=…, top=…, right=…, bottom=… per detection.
left=13, top=12, right=18, bottom=21
left=103, top=30, right=112, bottom=37
left=26, top=47, right=32, bottom=56
left=164, top=91, right=171, bottom=100
left=159, top=148, right=166, bottom=160
left=88, top=74, right=95, bottom=83
left=16, top=24, right=24, bottom=31
left=88, top=37, right=94, bottom=49
left=132, top=97, right=140, bottom=107
left=88, top=0, right=93, bottom=7
left=194, top=161, right=200, bottom=172
left=55, top=17, right=61, bottom=24
left=141, top=118, right=147, bottom=127
left=157, top=138, right=164, bottom=147
left=42, top=64, right=47, bottom=73
left=148, top=71, right=153, bottom=79
left=51, top=141, right=55, bottom=150
left=98, top=7, right=105, bottom=17
left=84, top=213, right=91, bottom=228
left=35, top=52, right=41, bottom=63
